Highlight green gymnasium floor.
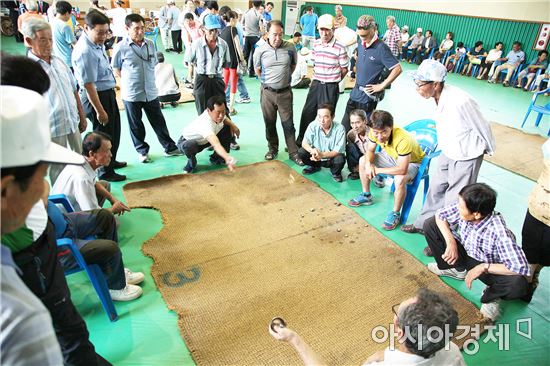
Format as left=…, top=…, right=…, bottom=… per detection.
left=2, top=35, right=549, bottom=365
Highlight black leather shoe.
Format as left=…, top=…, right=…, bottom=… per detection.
left=302, top=166, right=321, bottom=175
left=100, top=172, right=126, bottom=182
left=348, top=171, right=360, bottom=180
left=332, top=173, right=343, bottom=182
left=113, top=161, right=127, bottom=169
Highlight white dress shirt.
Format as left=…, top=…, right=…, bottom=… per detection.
left=367, top=342, right=466, bottom=365
left=52, top=161, right=100, bottom=211
left=433, top=84, right=495, bottom=161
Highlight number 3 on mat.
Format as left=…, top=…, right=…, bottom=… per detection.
left=161, top=266, right=201, bottom=287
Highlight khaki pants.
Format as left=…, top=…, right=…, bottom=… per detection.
left=491, top=63, right=517, bottom=82
left=260, top=87, right=299, bottom=156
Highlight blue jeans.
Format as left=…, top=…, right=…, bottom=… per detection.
left=62, top=209, right=126, bottom=290
left=225, top=74, right=249, bottom=101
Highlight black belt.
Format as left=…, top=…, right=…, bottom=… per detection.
left=198, top=74, right=219, bottom=79
left=263, top=85, right=290, bottom=93
left=313, top=80, right=339, bottom=85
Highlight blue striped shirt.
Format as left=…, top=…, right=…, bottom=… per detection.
left=72, top=32, right=116, bottom=91
left=111, top=37, right=159, bottom=102
left=190, top=36, right=230, bottom=77
left=28, top=52, right=79, bottom=138
left=437, top=203, right=530, bottom=275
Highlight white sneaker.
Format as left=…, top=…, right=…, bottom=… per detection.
left=480, top=300, right=501, bottom=321
left=125, top=268, right=144, bottom=285
left=109, top=284, right=143, bottom=301
left=139, top=154, right=151, bottom=163
left=427, top=263, right=467, bottom=280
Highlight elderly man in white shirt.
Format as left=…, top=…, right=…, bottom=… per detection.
left=53, top=131, right=131, bottom=215
left=401, top=59, right=495, bottom=236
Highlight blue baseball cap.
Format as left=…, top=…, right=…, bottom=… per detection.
left=203, top=14, right=221, bottom=30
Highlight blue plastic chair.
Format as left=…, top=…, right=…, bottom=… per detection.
left=453, top=48, right=470, bottom=74
left=440, top=49, right=452, bottom=65
left=48, top=194, right=119, bottom=322
left=379, top=119, right=440, bottom=224
left=521, top=88, right=550, bottom=136
left=145, top=26, right=159, bottom=51
left=516, top=68, right=543, bottom=91
left=494, top=61, right=524, bottom=84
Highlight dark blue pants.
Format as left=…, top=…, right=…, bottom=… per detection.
left=62, top=209, right=126, bottom=290
left=346, top=141, right=362, bottom=172
left=123, top=98, right=177, bottom=155
left=176, top=124, right=232, bottom=170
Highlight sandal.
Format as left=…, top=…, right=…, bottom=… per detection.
left=229, top=109, right=238, bottom=116
left=400, top=224, right=424, bottom=235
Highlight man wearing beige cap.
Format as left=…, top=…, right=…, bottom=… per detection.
left=0, top=86, right=110, bottom=364
left=296, top=14, right=348, bottom=146
left=401, top=59, right=495, bottom=241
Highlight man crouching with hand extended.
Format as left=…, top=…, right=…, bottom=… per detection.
left=176, top=95, right=240, bottom=173
left=424, top=183, right=530, bottom=322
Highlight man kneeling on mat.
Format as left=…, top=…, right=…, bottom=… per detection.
left=269, top=288, right=465, bottom=365
left=424, top=183, right=530, bottom=322
left=348, top=110, right=424, bottom=230
left=177, top=95, right=240, bottom=173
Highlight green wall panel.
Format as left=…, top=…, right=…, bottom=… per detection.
left=281, top=2, right=546, bottom=61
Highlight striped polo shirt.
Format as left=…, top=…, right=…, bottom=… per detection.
left=312, top=36, right=349, bottom=83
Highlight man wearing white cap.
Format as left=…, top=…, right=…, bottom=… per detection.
left=0, top=86, right=110, bottom=365
left=296, top=14, right=348, bottom=146
left=401, top=59, right=495, bottom=239
left=405, top=28, right=424, bottom=62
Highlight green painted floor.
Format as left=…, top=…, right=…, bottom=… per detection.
left=2, top=35, right=549, bottom=365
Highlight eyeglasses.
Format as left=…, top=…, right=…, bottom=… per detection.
left=415, top=81, right=433, bottom=88
left=391, top=303, right=400, bottom=317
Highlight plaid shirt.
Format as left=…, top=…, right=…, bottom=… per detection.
left=384, top=24, right=401, bottom=57
left=437, top=203, right=529, bottom=275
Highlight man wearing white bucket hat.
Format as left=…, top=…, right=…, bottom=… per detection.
left=0, top=86, right=111, bottom=364
left=401, top=60, right=495, bottom=242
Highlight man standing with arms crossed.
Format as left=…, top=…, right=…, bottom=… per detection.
left=73, top=10, right=126, bottom=182
left=254, top=20, right=304, bottom=166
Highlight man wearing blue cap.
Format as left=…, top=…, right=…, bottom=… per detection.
left=189, top=13, right=231, bottom=115
left=401, top=59, right=495, bottom=244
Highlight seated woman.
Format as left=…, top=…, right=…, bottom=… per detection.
left=477, top=41, right=503, bottom=80
left=462, top=40, right=486, bottom=76
left=515, top=50, right=548, bottom=90
left=433, top=31, right=453, bottom=61
left=444, top=41, right=466, bottom=72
